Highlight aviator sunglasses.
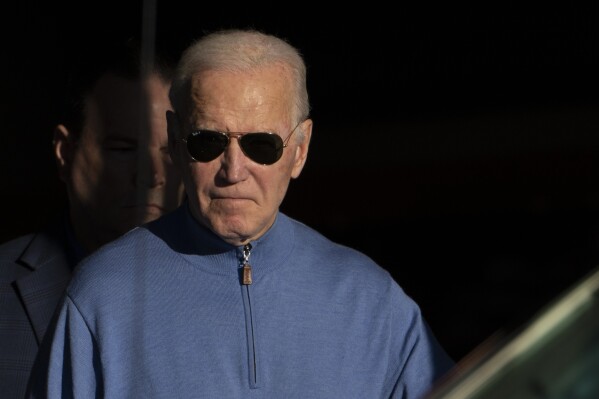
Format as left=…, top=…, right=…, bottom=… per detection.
left=183, top=120, right=304, bottom=165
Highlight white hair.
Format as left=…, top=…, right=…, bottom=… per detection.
left=170, top=29, right=310, bottom=133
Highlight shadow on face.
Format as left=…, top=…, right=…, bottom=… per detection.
left=56, top=72, right=185, bottom=252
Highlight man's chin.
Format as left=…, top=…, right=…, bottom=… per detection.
left=131, top=204, right=166, bottom=221
left=137, top=211, right=165, bottom=225
left=115, top=207, right=165, bottom=231
left=208, top=216, right=266, bottom=246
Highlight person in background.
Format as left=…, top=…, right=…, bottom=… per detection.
left=27, top=29, right=453, bottom=399
left=0, top=37, right=184, bottom=398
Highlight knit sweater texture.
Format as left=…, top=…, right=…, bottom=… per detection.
left=28, top=204, right=454, bottom=398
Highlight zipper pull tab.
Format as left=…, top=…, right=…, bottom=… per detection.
left=243, top=263, right=253, bottom=285
left=241, top=243, right=253, bottom=285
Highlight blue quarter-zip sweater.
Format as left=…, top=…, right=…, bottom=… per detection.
left=28, top=204, right=454, bottom=398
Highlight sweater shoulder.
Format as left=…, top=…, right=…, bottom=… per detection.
left=287, top=216, right=394, bottom=284
left=67, top=226, right=163, bottom=295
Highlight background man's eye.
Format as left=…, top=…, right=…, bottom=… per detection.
left=106, top=146, right=136, bottom=152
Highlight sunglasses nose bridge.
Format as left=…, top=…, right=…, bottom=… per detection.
left=224, top=133, right=244, bottom=148
left=222, top=132, right=249, bottom=160
left=226, top=133, right=243, bottom=140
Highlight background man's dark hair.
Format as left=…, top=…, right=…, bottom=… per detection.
left=58, top=36, right=176, bottom=136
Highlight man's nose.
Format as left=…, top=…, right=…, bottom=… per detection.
left=220, top=136, right=250, bottom=183
left=136, top=149, right=166, bottom=188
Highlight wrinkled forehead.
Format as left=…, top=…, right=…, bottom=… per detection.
left=180, top=65, right=295, bottom=128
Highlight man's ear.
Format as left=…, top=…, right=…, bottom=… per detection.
left=291, top=118, right=313, bottom=179
left=53, top=124, right=75, bottom=183
left=166, top=110, right=182, bottom=165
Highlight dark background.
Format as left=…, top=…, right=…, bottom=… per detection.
left=2, top=2, right=599, bottom=361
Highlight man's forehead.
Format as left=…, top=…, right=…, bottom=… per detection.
left=186, top=70, right=292, bottom=117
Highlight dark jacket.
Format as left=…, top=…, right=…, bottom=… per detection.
left=0, top=218, right=74, bottom=398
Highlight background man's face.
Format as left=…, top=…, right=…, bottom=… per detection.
left=67, top=73, right=184, bottom=246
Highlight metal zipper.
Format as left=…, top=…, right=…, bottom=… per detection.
left=242, top=243, right=252, bottom=285
left=240, top=243, right=259, bottom=388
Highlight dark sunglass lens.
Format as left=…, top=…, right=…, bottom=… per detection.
left=240, top=133, right=284, bottom=165
left=187, top=131, right=228, bottom=162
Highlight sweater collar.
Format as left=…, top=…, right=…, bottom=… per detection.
left=151, top=201, right=296, bottom=280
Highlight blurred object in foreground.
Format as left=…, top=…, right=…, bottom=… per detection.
left=425, top=264, right=599, bottom=399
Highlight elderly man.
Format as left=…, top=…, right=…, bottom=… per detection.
left=27, top=29, right=453, bottom=399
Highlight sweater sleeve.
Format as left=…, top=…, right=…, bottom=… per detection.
left=387, top=288, right=455, bottom=399
left=26, top=295, right=103, bottom=399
